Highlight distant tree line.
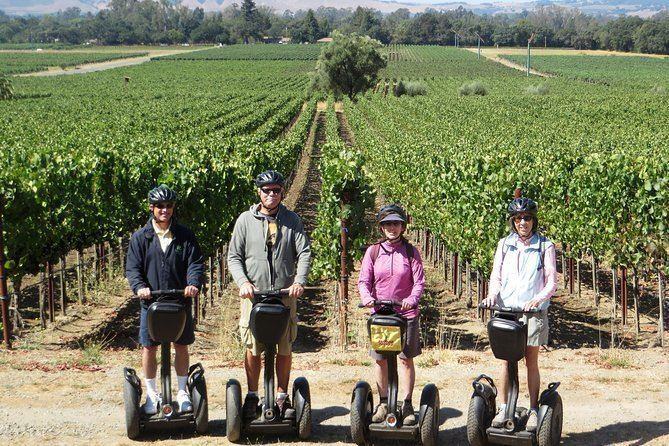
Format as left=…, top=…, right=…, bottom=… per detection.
left=1, top=1, right=668, bottom=54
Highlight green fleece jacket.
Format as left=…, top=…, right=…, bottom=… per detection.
left=227, top=203, right=311, bottom=325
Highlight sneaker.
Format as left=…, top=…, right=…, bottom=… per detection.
left=402, top=401, right=416, bottom=426
left=371, top=402, right=388, bottom=423
left=491, top=404, right=507, bottom=428
left=243, top=393, right=260, bottom=421
left=525, top=409, right=538, bottom=432
left=278, top=395, right=296, bottom=420
left=177, top=389, right=193, bottom=413
left=142, top=391, right=161, bottom=415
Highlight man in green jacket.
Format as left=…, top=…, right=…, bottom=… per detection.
left=227, top=170, right=312, bottom=421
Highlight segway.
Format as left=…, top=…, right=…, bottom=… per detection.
left=350, top=300, right=440, bottom=446
left=226, top=289, right=311, bottom=442
left=123, top=289, right=208, bottom=439
left=467, top=304, right=562, bottom=446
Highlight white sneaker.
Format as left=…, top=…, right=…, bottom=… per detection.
left=142, top=391, right=161, bottom=415
left=525, top=409, right=538, bottom=431
left=177, top=389, right=193, bottom=413
left=491, top=404, right=507, bottom=428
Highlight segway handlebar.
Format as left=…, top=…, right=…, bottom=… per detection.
left=149, top=289, right=185, bottom=297
left=358, top=299, right=417, bottom=310
left=478, top=303, right=541, bottom=314
left=253, top=289, right=290, bottom=297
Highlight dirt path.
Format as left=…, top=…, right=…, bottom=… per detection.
left=466, top=48, right=553, bottom=77
left=16, top=49, right=202, bottom=77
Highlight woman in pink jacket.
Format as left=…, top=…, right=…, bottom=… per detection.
left=358, top=204, right=425, bottom=426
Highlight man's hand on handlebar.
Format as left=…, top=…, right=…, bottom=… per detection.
left=287, top=283, right=304, bottom=299
left=523, top=297, right=543, bottom=311
left=239, top=281, right=258, bottom=299
left=137, top=287, right=152, bottom=299
left=400, top=299, right=414, bottom=312
left=184, top=285, right=199, bottom=298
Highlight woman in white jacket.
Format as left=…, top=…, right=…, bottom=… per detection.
left=482, top=197, right=557, bottom=432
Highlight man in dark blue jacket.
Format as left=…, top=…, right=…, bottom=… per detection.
left=126, top=185, right=205, bottom=415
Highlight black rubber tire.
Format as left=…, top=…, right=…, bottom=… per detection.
left=293, top=377, right=312, bottom=439
left=123, top=378, right=141, bottom=440
left=350, top=383, right=372, bottom=446
left=192, top=376, right=209, bottom=434
left=538, top=394, right=563, bottom=446
left=419, top=384, right=440, bottom=446
left=466, top=396, right=490, bottom=446
left=226, top=379, right=243, bottom=442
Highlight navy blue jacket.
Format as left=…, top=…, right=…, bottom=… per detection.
left=125, top=218, right=205, bottom=307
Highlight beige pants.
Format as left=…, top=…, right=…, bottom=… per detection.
left=521, top=310, right=549, bottom=346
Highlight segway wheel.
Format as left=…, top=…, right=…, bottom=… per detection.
left=292, top=377, right=312, bottom=439
left=191, top=376, right=209, bottom=434
left=466, top=395, right=490, bottom=446
left=350, top=381, right=373, bottom=446
left=123, top=376, right=141, bottom=440
left=226, top=379, right=243, bottom=442
left=419, top=384, right=440, bottom=446
left=537, top=394, right=563, bottom=446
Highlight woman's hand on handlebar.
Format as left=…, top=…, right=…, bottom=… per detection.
left=400, top=299, right=414, bottom=312
left=287, top=283, right=304, bottom=298
left=184, top=285, right=199, bottom=298
left=239, top=281, right=258, bottom=299
left=523, top=297, right=544, bottom=311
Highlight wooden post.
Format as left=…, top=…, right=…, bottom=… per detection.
left=466, top=261, right=472, bottom=308
left=39, top=270, right=46, bottom=329
left=0, top=199, right=11, bottom=348
left=612, top=267, right=617, bottom=318
left=632, top=269, right=640, bottom=336
left=659, top=272, right=665, bottom=347
left=76, top=249, right=85, bottom=304
left=118, top=236, right=125, bottom=271
left=591, top=255, right=598, bottom=306
left=561, top=250, right=567, bottom=289
left=621, top=267, right=628, bottom=326
left=576, top=253, right=581, bottom=299
left=456, top=254, right=462, bottom=298
left=93, top=244, right=100, bottom=284
left=339, top=202, right=349, bottom=351
left=208, top=256, right=214, bottom=310
left=47, top=262, right=55, bottom=323
left=59, top=255, right=66, bottom=316
left=476, top=271, right=481, bottom=320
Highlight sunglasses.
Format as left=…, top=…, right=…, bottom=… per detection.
left=513, top=215, right=533, bottom=222
left=381, top=221, right=403, bottom=227
left=155, top=202, right=174, bottom=209
left=261, top=187, right=283, bottom=195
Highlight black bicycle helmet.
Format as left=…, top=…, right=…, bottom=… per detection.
left=254, top=170, right=285, bottom=187
left=507, top=197, right=538, bottom=217
left=148, top=185, right=177, bottom=204
left=377, top=204, right=407, bottom=223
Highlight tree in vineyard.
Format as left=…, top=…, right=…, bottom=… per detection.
left=309, top=31, right=386, bottom=100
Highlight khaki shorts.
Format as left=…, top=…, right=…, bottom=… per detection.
left=239, top=296, right=298, bottom=356
left=521, top=310, right=549, bottom=347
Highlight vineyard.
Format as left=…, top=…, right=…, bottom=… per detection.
left=0, top=43, right=667, bottom=445
left=0, top=57, right=317, bottom=333
left=0, top=51, right=148, bottom=74
left=502, top=54, right=669, bottom=88
left=163, top=44, right=323, bottom=61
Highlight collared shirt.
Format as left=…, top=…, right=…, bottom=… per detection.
left=358, top=240, right=425, bottom=319
left=151, top=219, right=173, bottom=253
left=488, top=232, right=557, bottom=310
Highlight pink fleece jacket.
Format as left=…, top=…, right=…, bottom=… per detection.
left=358, top=240, right=425, bottom=319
